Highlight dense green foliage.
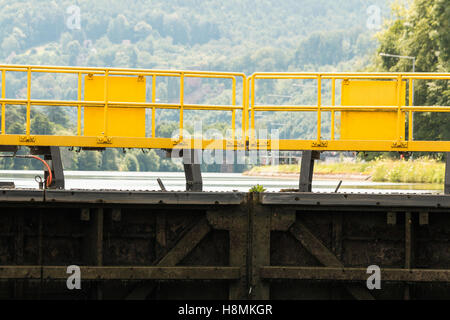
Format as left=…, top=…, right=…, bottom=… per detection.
left=373, top=0, right=449, bottom=145
left=0, top=0, right=393, bottom=171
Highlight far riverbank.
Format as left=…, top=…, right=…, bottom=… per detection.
left=243, top=158, right=445, bottom=184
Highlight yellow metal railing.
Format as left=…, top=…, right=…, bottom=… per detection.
left=0, top=65, right=449, bottom=152
left=0, top=65, right=246, bottom=150
left=248, top=72, right=450, bottom=152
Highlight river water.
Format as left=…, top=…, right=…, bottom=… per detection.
left=0, top=170, right=442, bottom=194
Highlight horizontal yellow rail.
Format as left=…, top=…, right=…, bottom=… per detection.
left=0, top=65, right=449, bottom=152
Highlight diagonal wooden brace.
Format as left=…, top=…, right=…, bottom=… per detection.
left=290, top=221, right=375, bottom=300
left=125, top=217, right=211, bottom=300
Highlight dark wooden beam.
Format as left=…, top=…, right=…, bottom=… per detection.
left=260, top=266, right=450, bottom=282
left=0, top=266, right=240, bottom=280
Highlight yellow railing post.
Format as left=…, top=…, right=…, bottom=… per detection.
left=152, top=75, right=156, bottom=138
left=77, top=72, right=82, bottom=136
left=231, top=77, right=236, bottom=142
left=244, top=76, right=251, bottom=144
left=103, top=69, right=109, bottom=136
left=179, top=72, right=184, bottom=140
left=1, top=70, right=5, bottom=135
left=316, top=74, right=322, bottom=141
left=408, top=78, right=413, bottom=141
left=241, top=76, right=247, bottom=145
left=26, top=67, right=31, bottom=136
left=251, top=75, right=255, bottom=143
left=396, top=75, right=403, bottom=141
left=331, top=77, right=335, bottom=141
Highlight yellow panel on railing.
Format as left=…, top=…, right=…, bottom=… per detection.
left=84, top=75, right=146, bottom=137
left=340, top=80, right=406, bottom=140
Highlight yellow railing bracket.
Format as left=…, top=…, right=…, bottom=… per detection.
left=312, top=141, right=328, bottom=148
left=391, top=141, right=408, bottom=149
left=19, top=136, right=36, bottom=143
left=96, top=136, right=112, bottom=144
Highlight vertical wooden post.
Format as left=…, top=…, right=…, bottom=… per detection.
left=38, top=212, right=43, bottom=299
left=155, top=212, right=167, bottom=260
left=206, top=206, right=248, bottom=300
left=83, top=208, right=104, bottom=299
left=228, top=207, right=248, bottom=300
left=13, top=213, right=24, bottom=299
left=404, top=212, right=415, bottom=300
left=249, top=193, right=270, bottom=300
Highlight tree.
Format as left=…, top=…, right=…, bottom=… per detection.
left=122, top=154, right=139, bottom=171
left=101, top=149, right=120, bottom=171
left=31, top=113, right=54, bottom=135
left=107, top=14, right=131, bottom=44
left=374, top=0, right=449, bottom=142
left=47, top=107, right=69, bottom=127
left=77, top=151, right=102, bottom=170
left=66, top=40, right=81, bottom=65
left=134, top=21, right=152, bottom=42
left=7, top=122, right=25, bottom=135
left=136, top=150, right=160, bottom=171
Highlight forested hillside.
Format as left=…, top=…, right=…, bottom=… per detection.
left=0, top=0, right=392, bottom=171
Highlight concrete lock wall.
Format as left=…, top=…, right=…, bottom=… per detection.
left=0, top=190, right=450, bottom=300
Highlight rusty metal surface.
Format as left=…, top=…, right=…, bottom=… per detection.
left=0, top=189, right=44, bottom=202
left=45, top=190, right=246, bottom=205
left=261, top=192, right=450, bottom=209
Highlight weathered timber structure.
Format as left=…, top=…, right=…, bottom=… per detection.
left=0, top=189, right=449, bottom=299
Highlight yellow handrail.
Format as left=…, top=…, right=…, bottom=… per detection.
left=0, top=65, right=449, bottom=152
left=0, top=65, right=246, bottom=150
left=248, top=71, right=450, bottom=152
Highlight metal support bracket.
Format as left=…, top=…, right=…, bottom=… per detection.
left=0, top=145, right=19, bottom=153
left=299, top=150, right=320, bottom=192
left=29, top=146, right=65, bottom=189
left=183, top=149, right=203, bottom=192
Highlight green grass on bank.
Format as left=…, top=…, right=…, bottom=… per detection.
left=245, top=158, right=445, bottom=184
